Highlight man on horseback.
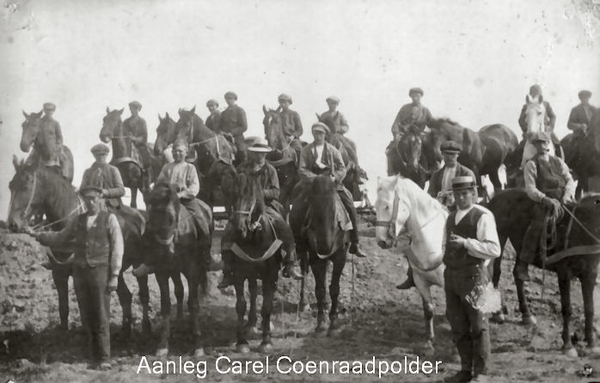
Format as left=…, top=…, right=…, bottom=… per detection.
left=205, top=99, right=221, bottom=134
left=294, top=122, right=367, bottom=258
left=390, top=87, right=433, bottom=142
left=36, top=102, right=64, bottom=171
left=218, top=138, right=303, bottom=288
left=518, top=131, right=575, bottom=280
left=219, top=91, right=248, bottom=165
left=80, top=143, right=126, bottom=209
left=444, top=175, right=501, bottom=382
left=263, top=94, right=304, bottom=162
left=123, top=101, right=152, bottom=190
left=567, top=90, right=596, bottom=161
left=518, top=85, right=560, bottom=162
left=397, top=141, right=476, bottom=290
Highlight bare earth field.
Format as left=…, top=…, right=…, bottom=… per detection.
left=2, top=219, right=600, bottom=383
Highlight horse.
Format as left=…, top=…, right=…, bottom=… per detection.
left=374, top=175, right=446, bottom=349
left=228, top=172, right=285, bottom=353
left=7, top=158, right=152, bottom=337
left=137, top=182, right=211, bottom=357
left=386, top=125, right=429, bottom=188
left=519, top=95, right=560, bottom=166
left=99, top=108, right=162, bottom=208
left=488, top=189, right=600, bottom=357
left=291, top=175, right=351, bottom=334
left=154, top=112, right=177, bottom=161
left=20, top=110, right=74, bottom=183
left=426, top=119, right=517, bottom=194
left=175, top=107, right=237, bottom=214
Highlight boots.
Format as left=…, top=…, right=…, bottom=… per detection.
left=396, top=265, right=415, bottom=290
left=217, top=269, right=234, bottom=289
left=349, top=241, right=367, bottom=258
left=282, top=260, right=304, bottom=280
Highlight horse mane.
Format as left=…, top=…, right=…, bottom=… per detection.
left=429, top=117, right=461, bottom=129
left=310, top=175, right=336, bottom=210
left=395, top=175, right=445, bottom=213
left=35, top=166, right=78, bottom=225
left=236, top=172, right=265, bottom=219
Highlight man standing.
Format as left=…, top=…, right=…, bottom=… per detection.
left=444, top=176, right=501, bottom=382
left=518, top=131, right=575, bottom=281
left=218, top=138, right=303, bottom=288
left=264, top=94, right=304, bottom=162
left=38, top=102, right=64, bottom=170
left=205, top=99, right=221, bottom=134
left=390, top=87, right=433, bottom=142
left=123, top=101, right=151, bottom=189
left=80, top=143, right=126, bottom=210
left=27, top=186, right=123, bottom=370
left=293, top=122, right=367, bottom=258
left=219, top=91, right=248, bottom=165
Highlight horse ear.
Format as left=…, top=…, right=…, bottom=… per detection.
left=178, top=108, right=183, bottom=116
left=262, top=104, right=268, bottom=115
left=165, top=112, right=170, bottom=119
left=106, top=106, right=110, bottom=114
left=12, top=154, right=19, bottom=170
left=118, top=108, right=124, bottom=115
left=22, top=110, right=28, bottom=118
left=158, top=113, right=162, bottom=121
left=37, top=110, right=43, bottom=117
left=315, top=112, right=321, bottom=121
left=190, top=105, right=196, bottom=114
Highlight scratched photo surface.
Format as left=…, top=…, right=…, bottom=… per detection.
left=1, top=0, right=600, bottom=382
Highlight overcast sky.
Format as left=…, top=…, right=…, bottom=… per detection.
left=1, top=0, right=599, bottom=218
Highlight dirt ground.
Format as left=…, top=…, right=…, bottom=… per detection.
left=2, top=218, right=600, bottom=383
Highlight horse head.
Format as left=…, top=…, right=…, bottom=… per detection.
left=308, top=175, right=340, bottom=254
left=175, top=106, right=202, bottom=143
left=232, top=172, right=264, bottom=239
left=8, top=155, right=43, bottom=231
left=398, top=125, right=423, bottom=171
left=155, top=112, right=177, bottom=155
left=146, top=182, right=180, bottom=257
left=20, top=110, right=44, bottom=152
left=263, top=105, right=287, bottom=151
left=524, top=95, right=546, bottom=135
left=375, top=176, right=411, bottom=249
left=99, top=107, right=125, bottom=143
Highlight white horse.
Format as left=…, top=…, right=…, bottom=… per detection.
left=522, top=95, right=554, bottom=166
left=375, top=175, right=446, bottom=348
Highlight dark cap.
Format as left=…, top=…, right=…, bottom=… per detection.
left=129, top=101, right=142, bottom=110
left=91, top=143, right=110, bottom=154
left=79, top=186, right=103, bottom=197
left=278, top=93, right=293, bottom=104
left=224, top=91, right=238, bottom=100
left=409, top=87, right=424, bottom=96
left=579, top=90, right=592, bottom=100
left=311, top=122, right=330, bottom=134
left=43, top=102, right=56, bottom=110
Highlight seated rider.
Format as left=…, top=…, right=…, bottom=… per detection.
left=218, top=138, right=304, bottom=288
left=80, top=143, right=126, bottom=211
left=517, top=131, right=576, bottom=281
left=292, top=122, right=367, bottom=258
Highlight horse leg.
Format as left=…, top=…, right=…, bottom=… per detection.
left=187, top=271, right=204, bottom=358
left=414, top=272, right=435, bottom=351
left=558, top=272, right=578, bottom=357
left=581, top=272, right=600, bottom=353
left=136, top=274, right=152, bottom=335
left=259, top=279, right=276, bottom=353
left=155, top=273, right=171, bottom=357
left=311, top=259, right=327, bottom=333
left=298, top=250, right=310, bottom=312
left=116, top=272, right=133, bottom=339
left=489, top=169, right=502, bottom=193
left=245, top=278, right=259, bottom=336
left=173, top=272, right=184, bottom=325
left=234, top=278, right=250, bottom=353
left=328, top=251, right=346, bottom=336
left=52, top=266, right=70, bottom=331
left=490, top=238, right=507, bottom=323
left=130, top=187, right=138, bottom=209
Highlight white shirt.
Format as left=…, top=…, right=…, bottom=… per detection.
left=455, top=204, right=501, bottom=263
left=440, top=166, right=457, bottom=192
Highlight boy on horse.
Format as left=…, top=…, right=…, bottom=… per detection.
left=263, top=94, right=304, bottom=162
left=80, top=143, right=126, bottom=210
left=518, top=131, right=575, bottom=281
left=205, top=99, right=222, bottom=134
left=444, top=176, right=501, bottom=382
left=292, top=122, right=367, bottom=258
left=218, top=138, right=304, bottom=288
left=32, top=102, right=64, bottom=172
left=123, top=101, right=152, bottom=189
left=218, top=91, right=248, bottom=165
left=390, top=87, right=433, bottom=142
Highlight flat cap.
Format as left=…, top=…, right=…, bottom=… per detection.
left=43, top=102, right=56, bottom=110
left=408, top=87, right=424, bottom=96
left=247, top=137, right=273, bottom=153
left=79, top=186, right=103, bottom=197
left=529, top=84, right=542, bottom=94
left=91, top=143, right=110, bottom=154
left=451, top=176, right=476, bottom=191
left=224, top=91, right=238, bottom=100
left=129, top=100, right=142, bottom=109
left=206, top=99, right=219, bottom=107
left=278, top=93, right=293, bottom=104
left=530, top=131, right=550, bottom=143
left=326, top=96, right=340, bottom=104
left=440, top=141, right=462, bottom=153
left=578, top=90, right=592, bottom=99
left=311, top=122, right=330, bottom=135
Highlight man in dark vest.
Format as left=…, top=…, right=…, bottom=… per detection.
left=518, top=131, right=575, bottom=280
left=219, top=91, right=248, bottom=165
left=217, top=138, right=303, bottom=289
left=27, top=186, right=124, bottom=370
left=444, top=176, right=501, bottom=382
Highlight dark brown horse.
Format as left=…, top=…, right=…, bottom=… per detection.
left=291, top=176, right=351, bottom=334
left=154, top=112, right=178, bottom=158
left=426, top=119, right=518, bottom=192
left=488, top=189, right=600, bottom=357
left=228, top=172, right=285, bottom=353
left=7, top=159, right=151, bottom=337
left=386, top=125, right=429, bottom=188
left=20, top=110, right=74, bottom=183
left=99, top=108, right=162, bottom=208
left=138, top=182, right=211, bottom=357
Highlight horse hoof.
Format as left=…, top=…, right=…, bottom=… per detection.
left=194, top=348, right=205, bottom=358
left=258, top=343, right=273, bottom=354
left=156, top=348, right=168, bottom=357
left=245, top=326, right=259, bottom=337
left=299, top=304, right=311, bottom=313
left=490, top=312, right=505, bottom=324
left=563, top=347, right=578, bottom=358
left=58, top=323, right=68, bottom=332
left=237, top=344, right=250, bottom=354
left=522, top=315, right=537, bottom=326
left=142, top=320, right=152, bottom=335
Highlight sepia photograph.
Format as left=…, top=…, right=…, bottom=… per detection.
left=1, top=0, right=600, bottom=381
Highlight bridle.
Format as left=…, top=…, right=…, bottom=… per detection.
left=374, top=189, right=401, bottom=241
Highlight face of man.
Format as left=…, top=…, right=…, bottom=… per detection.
left=410, top=93, right=422, bottom=105
left=129, top=106, right=140, bottom=116
left=225, top=96, right=236, bottom=107
left=313, top=131, right=326, bottom=145
left=533, top=140, right=550, bottom=155
left=581, top=96, right=591, bottom=106
left=94, top=152, right=109, bottom=164
left=172, top=146, right=187, bottom=163
left=84, top=194, right=101, bottom=215
left=442, top=151, right=459, bottom=167
left=279, top=100, right=290, bottom=110
left=327, top=101, right=337, bottom=112
left=43, top=108, right=54, bottom=117
left=249, top=151, right=267, bottom=164
left=207, top=104, right=218, bottom=113
left=530, top=87, right=542, bottom=98
left=454, top=188, right=475, bottom=210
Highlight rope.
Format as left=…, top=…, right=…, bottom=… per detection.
left=561, top=203, right=600, bottom=243
left=31, top=196, right=84, bottom=231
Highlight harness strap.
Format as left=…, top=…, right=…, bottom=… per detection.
left=561, top=203, right=600, bottom=243
left=231, top=240, right=283, bottom=263
left=545, top=244, right=600, bottom=265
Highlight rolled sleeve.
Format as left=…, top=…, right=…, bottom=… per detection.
left=107, top=214, right=124, bottom=276
left=184, top=165, right=200, bottom=198
left=523, top=160, right=546, bottom=202
left=559, top=158, right=576, bottom=202
left=464, top=211, right=501, bottom=260
left=104, top=167, right=126, bottom=198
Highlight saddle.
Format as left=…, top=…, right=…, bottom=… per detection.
left=302, top=193, right=352, bottom=233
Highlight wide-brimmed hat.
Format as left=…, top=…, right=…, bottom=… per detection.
left=247, top=137, right=272, bottom=153
left=278, top=93, right=293, bottom=104
left=440, top=141, right=462, bottom=154
left=451, top=176, right=477, bottom=191
left=530, top=131, right=550, bottom=143
left=409, top=87, right=424, bottom=96
left=91, top=143, right=110, bottom=154
left=311, top=122, right=330, bottom=134
left=43, top=102, right=56, bottom=110
left=79, top=186, right=103, bottom=197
